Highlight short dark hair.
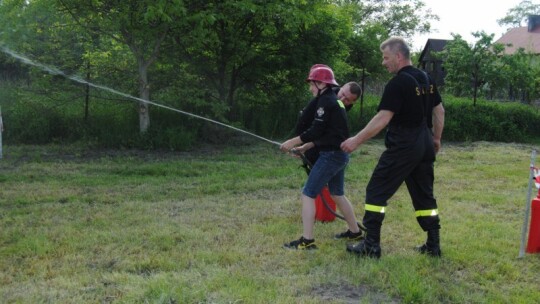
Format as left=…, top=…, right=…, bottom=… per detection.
left=347, top=82, right=362, bottom=99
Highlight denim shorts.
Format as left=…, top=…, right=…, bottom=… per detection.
left=302, top=150, right=349, bottom=198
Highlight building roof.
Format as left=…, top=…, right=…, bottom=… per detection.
left=494, top=26, right=540, bottom=55
left=418, top=39, right=449, bottom=62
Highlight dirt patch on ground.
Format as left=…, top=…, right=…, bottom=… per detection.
left=311, top=282, right=400, bottom=304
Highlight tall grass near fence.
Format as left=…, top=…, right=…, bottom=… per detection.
left=0, top=142, right=539, bottom=303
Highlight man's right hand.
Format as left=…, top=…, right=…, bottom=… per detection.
left=341, top=137, right=360, bottom=153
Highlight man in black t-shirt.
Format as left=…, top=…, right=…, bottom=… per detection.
left=341, top=37, right=445, bottom=258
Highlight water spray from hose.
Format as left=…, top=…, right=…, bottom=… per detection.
left=0, top=46, right=282, bottom=147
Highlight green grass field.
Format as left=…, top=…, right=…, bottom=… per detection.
left=1, top=141, right=540, bottom=303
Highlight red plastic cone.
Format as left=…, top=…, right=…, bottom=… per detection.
left=526, top=191, right=540, bottom=253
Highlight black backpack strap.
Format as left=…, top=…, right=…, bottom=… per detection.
left=399, top=70, right=432, bottom=127
left=399, top=70, right=430, bottom=96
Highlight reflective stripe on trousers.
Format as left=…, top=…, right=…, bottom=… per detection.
left=415, top=209, right=439, bottom=217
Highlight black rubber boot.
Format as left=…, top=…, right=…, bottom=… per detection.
left=346, top=227, right=381, bottom=259
left=416, top=229, right=441, bottom=257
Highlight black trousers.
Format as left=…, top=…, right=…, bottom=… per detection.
left=363, top=125, right=440, bottom=232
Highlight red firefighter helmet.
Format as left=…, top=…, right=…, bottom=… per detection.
left=306, top=64, right=339, bottom=86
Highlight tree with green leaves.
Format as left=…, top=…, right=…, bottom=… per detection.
left=495, top=0, right=540, bottom=104
left=164, top=0, right=353, bottom=134
left=480, top=43, right=508, bottom=100
left=442, top=32, right=500, bottom=106
left=0, top=0, right=451, bottom=147
left=497, top=0, right=540, bottom=29
left=55, top=0, right=188, bottom=133
left=499, top=48, right=539, bottom=103
left=0, top=0, right=98, bottom=133
left=334, top=0, right=438, bottom=119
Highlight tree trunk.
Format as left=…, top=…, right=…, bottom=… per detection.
left=227, top=67, right=238, bottom=121
left=138, top=59, right=150, bottom=133
left=121, top=27, right=169, bottom=134
left=84, top=60, right=90, bottom=122
left=473, top=74, right=478, bottom=107
left=473, top=84, right=477, bottom=106
left=360, top=68, right=366, bottom=119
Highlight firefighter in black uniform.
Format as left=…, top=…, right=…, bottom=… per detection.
left=341, top=36, right=445, bottom=258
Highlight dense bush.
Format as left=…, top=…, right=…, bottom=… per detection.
left=1, top=83, right=539, bottom=150
left=348, top=94, right=540, bottom=144
left=442, top=96, right=540, bottom=143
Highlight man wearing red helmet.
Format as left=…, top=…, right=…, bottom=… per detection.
left=280, top=64, right=361, bottom=250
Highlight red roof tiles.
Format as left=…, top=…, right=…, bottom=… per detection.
left=494, top=26, right=540, bottom=55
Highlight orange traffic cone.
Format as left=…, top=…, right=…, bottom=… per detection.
left=527, top=188, right=540, bottom=253
left=315, top=186, right=336, bottom=222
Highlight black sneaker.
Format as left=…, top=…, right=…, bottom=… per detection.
left=415, top=244, right=442, bottom=257
left=283, top=236, right=318, bottom=250
left=346, top=240, right=381, bottom=259
left=334, top=229, right=364, bottom=241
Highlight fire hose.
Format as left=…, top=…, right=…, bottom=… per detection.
left=290, top=148, right=365, bottom=230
